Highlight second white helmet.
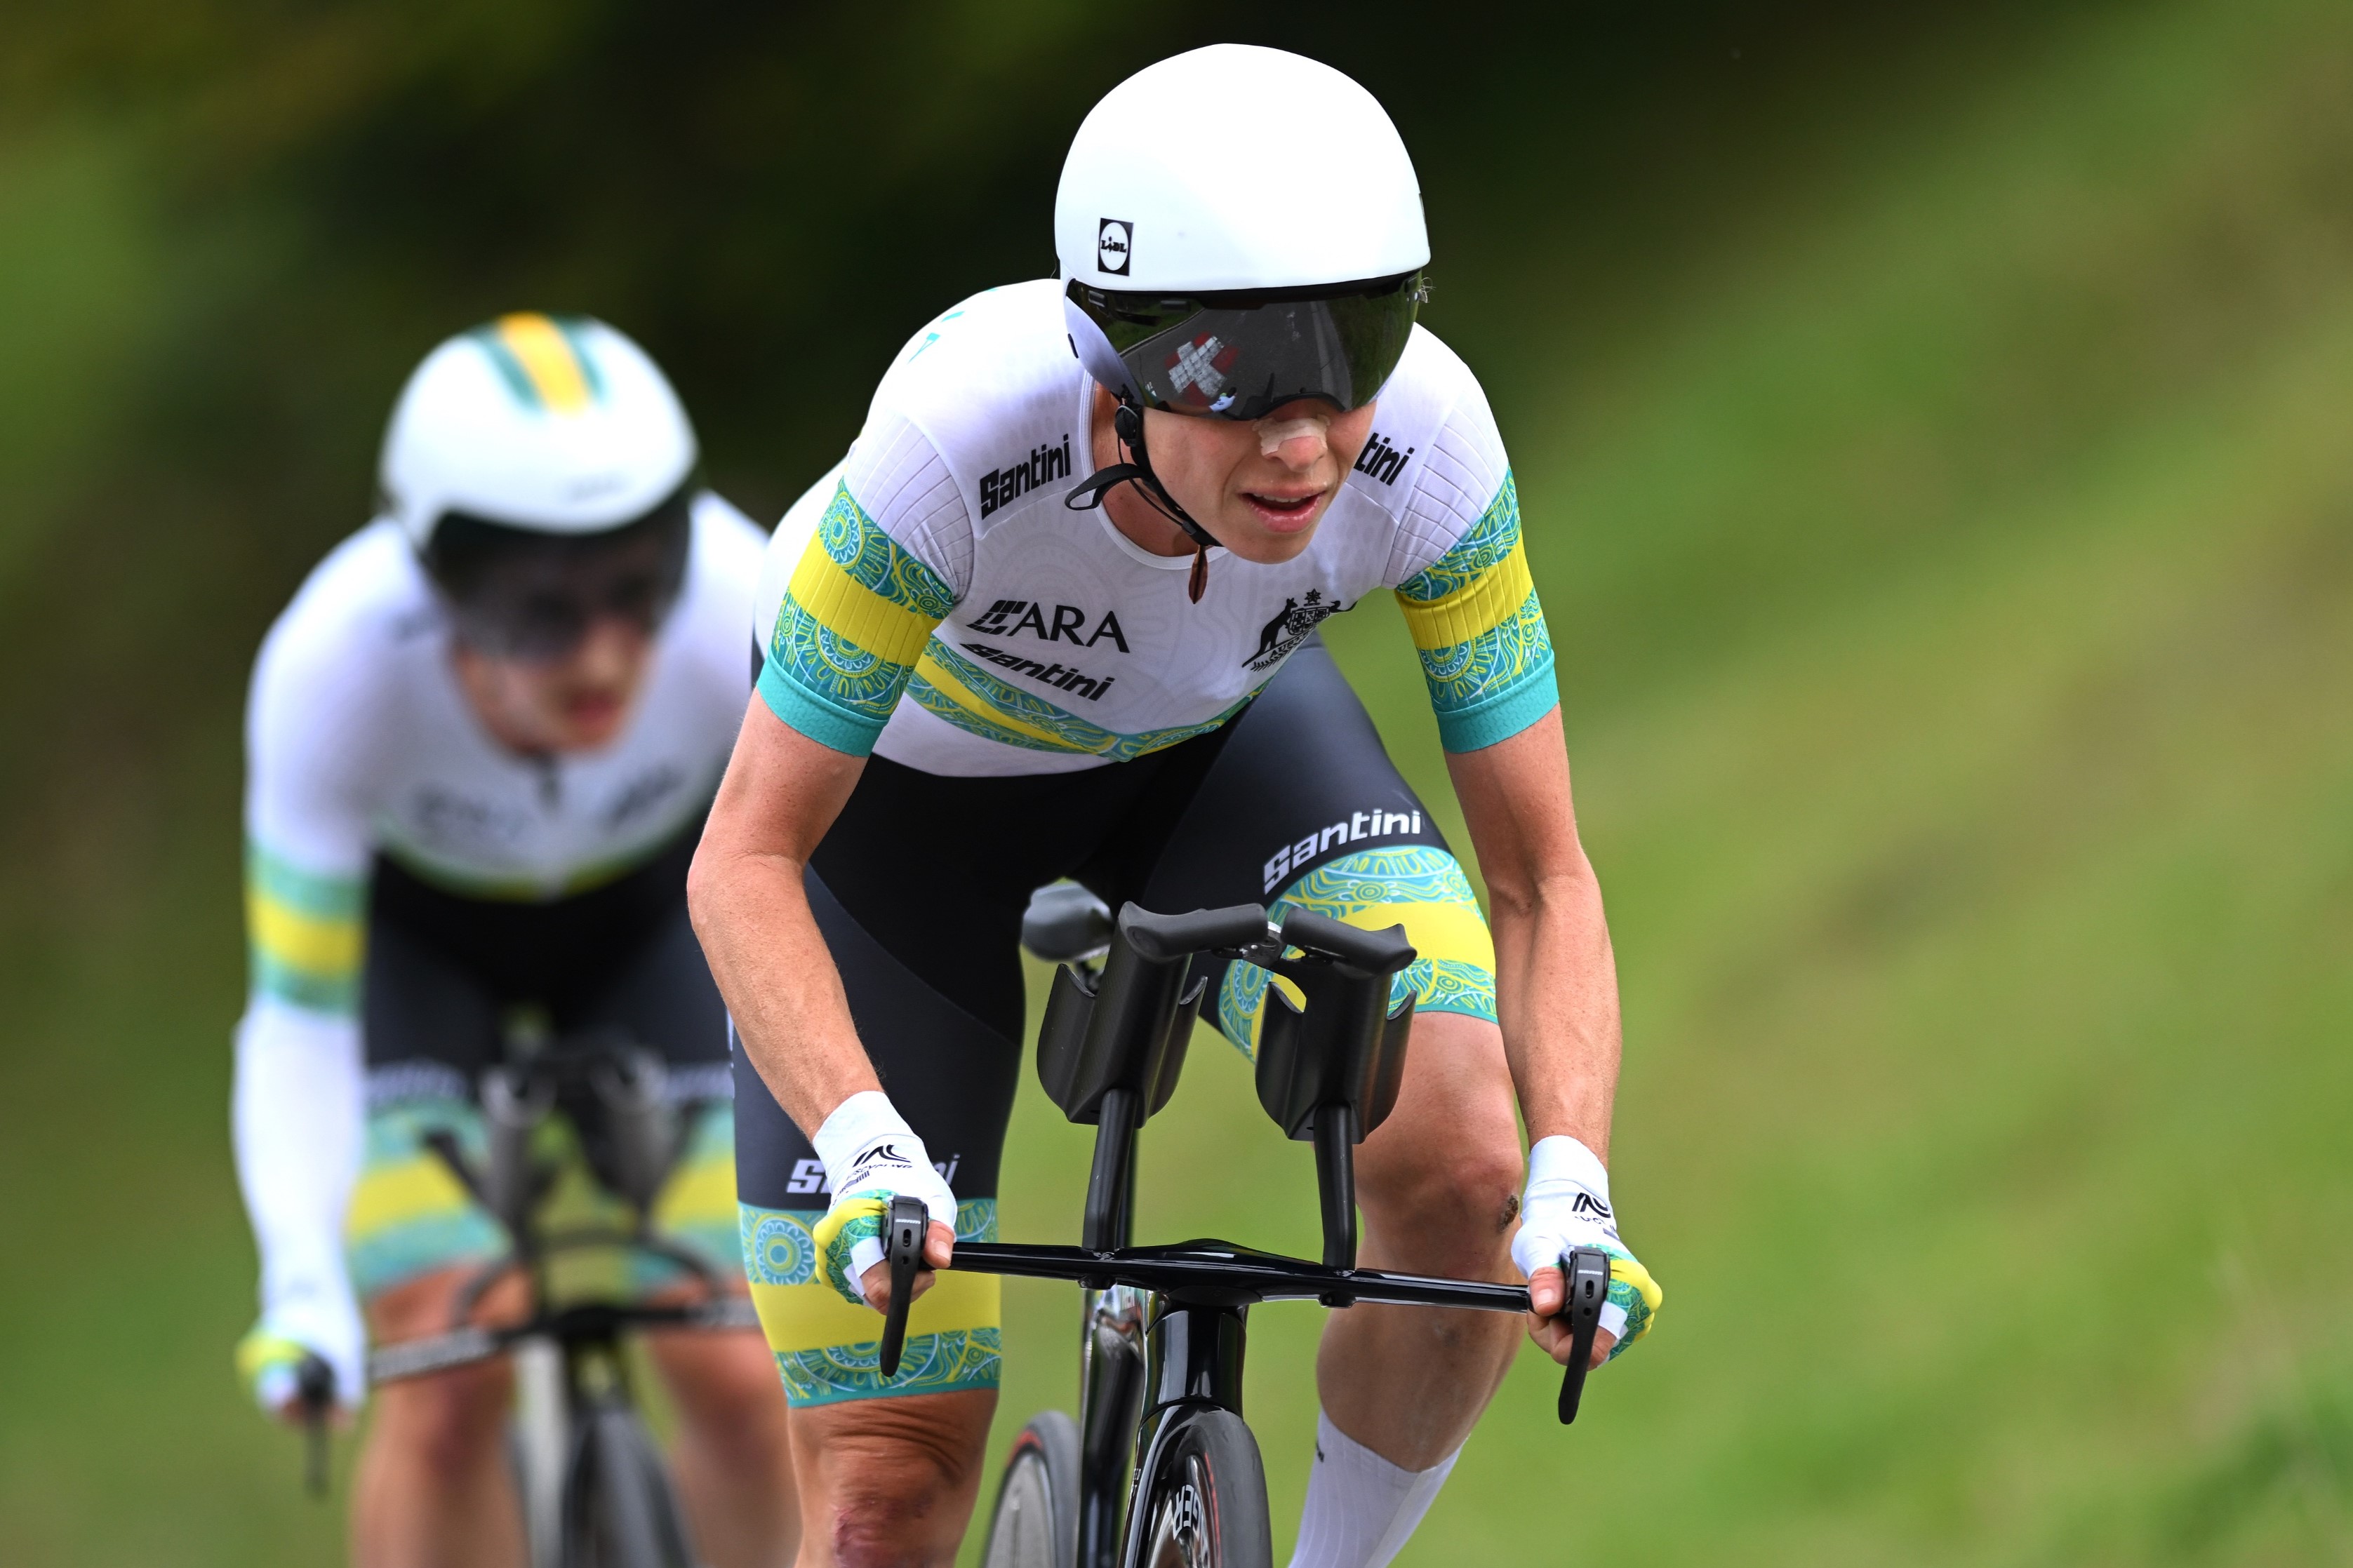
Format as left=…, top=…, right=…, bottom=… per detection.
left=380, top=313, right=698, bottom=551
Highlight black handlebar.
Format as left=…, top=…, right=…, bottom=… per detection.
left=1554, top=1247, right=1612, bottom=1425
left=294, top=1353, right=335, bottom=1498
left=1119, top=903, right=1272, bottom=963
left=1275, top=906, right=1415, bottom=974
left=876, top=1195, right=930, bottom=1379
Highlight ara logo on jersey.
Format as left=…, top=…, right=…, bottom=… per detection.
left=966, top=599, right=1130, bottom=652
left=1098, top=219, right=1132, bottom=275
left=1353, top=431, right=1415, bottom=485
left=979, top=435, right=1073, bottom=518
left=1241, top=589, right=1344, bottom=673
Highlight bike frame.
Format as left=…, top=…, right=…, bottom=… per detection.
left=874, top=902, right=1613, bottom=1568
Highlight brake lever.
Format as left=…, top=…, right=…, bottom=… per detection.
left=1555, top=1247, right=1612, bottom=1426
left=876, top=1195, right=930, bottom=1379
left=295, top=1353, right=336, bottom=1497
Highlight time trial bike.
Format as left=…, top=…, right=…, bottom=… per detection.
left=864, top=887, right=1613, bottom=1568
left=294, top=1033, right=758, bottom=1568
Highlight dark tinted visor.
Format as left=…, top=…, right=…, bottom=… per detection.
left=424, top=485, right=694, bottom=662
left=1066, top=269, right=1425, bottom=422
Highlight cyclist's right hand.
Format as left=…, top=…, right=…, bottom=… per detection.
left=808, top=1090, right=958, bottom=1311
left=235, top=1294, right=364, bottom=1421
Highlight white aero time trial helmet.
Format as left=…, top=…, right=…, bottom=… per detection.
left=379, top=314, right=701, bottom=659
left=1057, top=45, right=1429, bottom=424
left=380, top=313, right=698, bottom=550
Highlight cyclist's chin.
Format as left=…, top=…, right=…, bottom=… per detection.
left=1212, top=499, right=1328, bottom=565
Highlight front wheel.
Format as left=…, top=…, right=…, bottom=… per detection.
left=1133, top=1408, right=1271, bottom=1568
left=982, top=1410, right=1080, bottom=1568
left=563, top=1398, right=696, bottom=1568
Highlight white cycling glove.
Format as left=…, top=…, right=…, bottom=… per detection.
left=1509, top=1135, right=1663, bottom=1360
left=238, top=1285, right=367, bottom=1414
left=808, top=1091, right=959, bottom=1306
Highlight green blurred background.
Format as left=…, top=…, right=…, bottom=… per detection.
left=4, top=0, right=2350, bottom=1562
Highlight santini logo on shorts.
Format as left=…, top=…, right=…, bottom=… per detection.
left=1262, top=808, right=1425, bottom=893
left=785, top=1153, right=961, bottom=1197
left=979, top=435, right=1073, bottom=518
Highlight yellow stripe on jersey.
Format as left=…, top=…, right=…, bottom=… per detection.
left=787, top=538, right=942, bottom=670
left=245, top=841, right=365, bottom=1014
left=491, top=313, right=595, bottom=412
left=1393, top=473, right=1558, bottom=752
left=909, top=647, right=1073, bottom=751
left=247, top=889, right=363, bottom=979
left=1397, top=539, right=1535, bottom=652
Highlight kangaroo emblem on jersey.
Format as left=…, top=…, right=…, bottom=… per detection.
left=1243, top=589, right=1344, bottom=672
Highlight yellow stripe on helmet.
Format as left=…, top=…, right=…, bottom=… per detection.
left=492, top=312, right=595, bottom=413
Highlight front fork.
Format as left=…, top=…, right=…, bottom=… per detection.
left=1078, top=1282, right=1253, bottom=1568
left=1077, top=1285, right=1148, bottom=1568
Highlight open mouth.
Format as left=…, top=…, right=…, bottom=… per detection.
left=563, top=690, right=627, bottom=730
left=1242, top=490, right=1324, bottom=529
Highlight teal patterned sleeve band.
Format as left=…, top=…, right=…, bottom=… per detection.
left=758, top=483, right=957, bottom=756
left=1397, top=473, right=1561, bottom=752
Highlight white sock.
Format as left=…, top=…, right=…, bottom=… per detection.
left=1288, top=1409, right=1461, bottom=1568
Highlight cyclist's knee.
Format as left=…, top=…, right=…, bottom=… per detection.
left=798, top=1393, right=990, bottom=1562
left=374, top=1362, right=514, bottom=1479
left=651, top=1330, right=790, bottom=1461
left=1354, top=1017, right=1521, bottom=1252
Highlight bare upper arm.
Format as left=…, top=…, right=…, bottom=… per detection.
left=697, top=693, right=869, bottom=873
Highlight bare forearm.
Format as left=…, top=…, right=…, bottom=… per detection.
left=1488, top=859, right=1620, bottom=1158
left=686, top=696, right=879, bottom=1137
left=1447, top=707, right=1624, bottom=1162
left=689, top=843, right=876, bottom=1134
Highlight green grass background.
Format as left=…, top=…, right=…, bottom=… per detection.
left=2, top=1, right=2351, bottom=1562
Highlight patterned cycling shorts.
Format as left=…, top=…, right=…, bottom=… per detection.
left=349, top=1096, right=741, bottom=1301
left=733, top=638, right=1497, bottom=1407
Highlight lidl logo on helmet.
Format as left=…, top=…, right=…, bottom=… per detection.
left=1098, top=219, right=1132, bottom=276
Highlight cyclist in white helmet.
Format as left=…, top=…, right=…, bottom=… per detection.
left=232, top=314, right=797, bottom=1565
left=698, top=46, right=1660, bottom=1565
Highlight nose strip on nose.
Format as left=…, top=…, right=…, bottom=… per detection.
left=1256, top=414, right=1331, bottom=458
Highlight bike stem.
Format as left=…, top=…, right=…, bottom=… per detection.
left=1310, top=1101, right=1357, bottom=1274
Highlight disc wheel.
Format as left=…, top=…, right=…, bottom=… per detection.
left=1134, top=1408, right=1270, bottom=1568
left=982, top=1410, right=1081, bottom=1568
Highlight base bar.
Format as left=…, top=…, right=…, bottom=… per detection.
left=951, top=1240, right=1531, bottom=1313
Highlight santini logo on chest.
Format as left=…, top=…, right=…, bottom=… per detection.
left=966, top=598, right=1129, bottom=651
left=1353, top=431, right=1414, bottom=485
left=978, top=435, right=1073, bottom=518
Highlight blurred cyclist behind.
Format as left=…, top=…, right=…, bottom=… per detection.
left=230, top=314, right=795, bottom=1567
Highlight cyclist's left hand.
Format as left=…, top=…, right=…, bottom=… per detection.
left=1513, top=1135, right=1663, bottom=1369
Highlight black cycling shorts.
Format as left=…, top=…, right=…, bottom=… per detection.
left=348, top=820, right=738, bottom=1300
left=734, top=639, right=1499, bottom=1405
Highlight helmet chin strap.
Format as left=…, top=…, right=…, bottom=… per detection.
left=1065, top=398, right=1218, bottom=603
